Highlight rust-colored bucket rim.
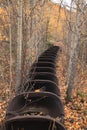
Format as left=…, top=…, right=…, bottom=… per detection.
left=5, top=115, right=66, bottom=130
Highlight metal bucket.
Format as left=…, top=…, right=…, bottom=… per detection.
left=29, top=67, right=56, bottom=74
left=22, top=80, right=60, bottom=96
left=6, top=92, right=64, bottom=119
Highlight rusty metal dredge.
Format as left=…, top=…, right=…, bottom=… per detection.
left=5, top=46, right=66, bottom=130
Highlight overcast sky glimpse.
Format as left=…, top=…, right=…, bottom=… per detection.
left=50, top=0, right=71, bottom=6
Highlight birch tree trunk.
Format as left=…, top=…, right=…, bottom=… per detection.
left=38, top=1, right=44, bottom=56
left=15, top=0, right=22, bottom=95
left=7, top=0, right=13, bottom=98
left=66, top=0, right=85, bottom=101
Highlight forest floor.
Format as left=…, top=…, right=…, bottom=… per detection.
left=56, top=42, right=87, bottom=130
left=0, top=42, right=87, bottom=130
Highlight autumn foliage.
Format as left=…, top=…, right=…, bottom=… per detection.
left=0, top=1, right=87, bottom=129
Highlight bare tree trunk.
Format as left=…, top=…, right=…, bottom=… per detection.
left=7, top=0, right=13, bottom=98
left=0, top=65, right=6, bottom=86
left=45, top=18, right=49, bottom=42
left=66, top=0, right=85, bottom=101
left=66, top=1, right=76, bottom=85
left=15, top=0, right=22, bottom=95
left=38, top=1, right=44, bottom=56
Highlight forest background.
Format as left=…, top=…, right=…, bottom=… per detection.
left=0, top=0, right=87, bottom=129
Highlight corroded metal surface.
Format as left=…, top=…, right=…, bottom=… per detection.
left=5, top=46, right=66, bottom=130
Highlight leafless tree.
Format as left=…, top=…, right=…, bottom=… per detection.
left=15, top=0, right=23, bottom=94
left=66, top=0, right=86, bottom=101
